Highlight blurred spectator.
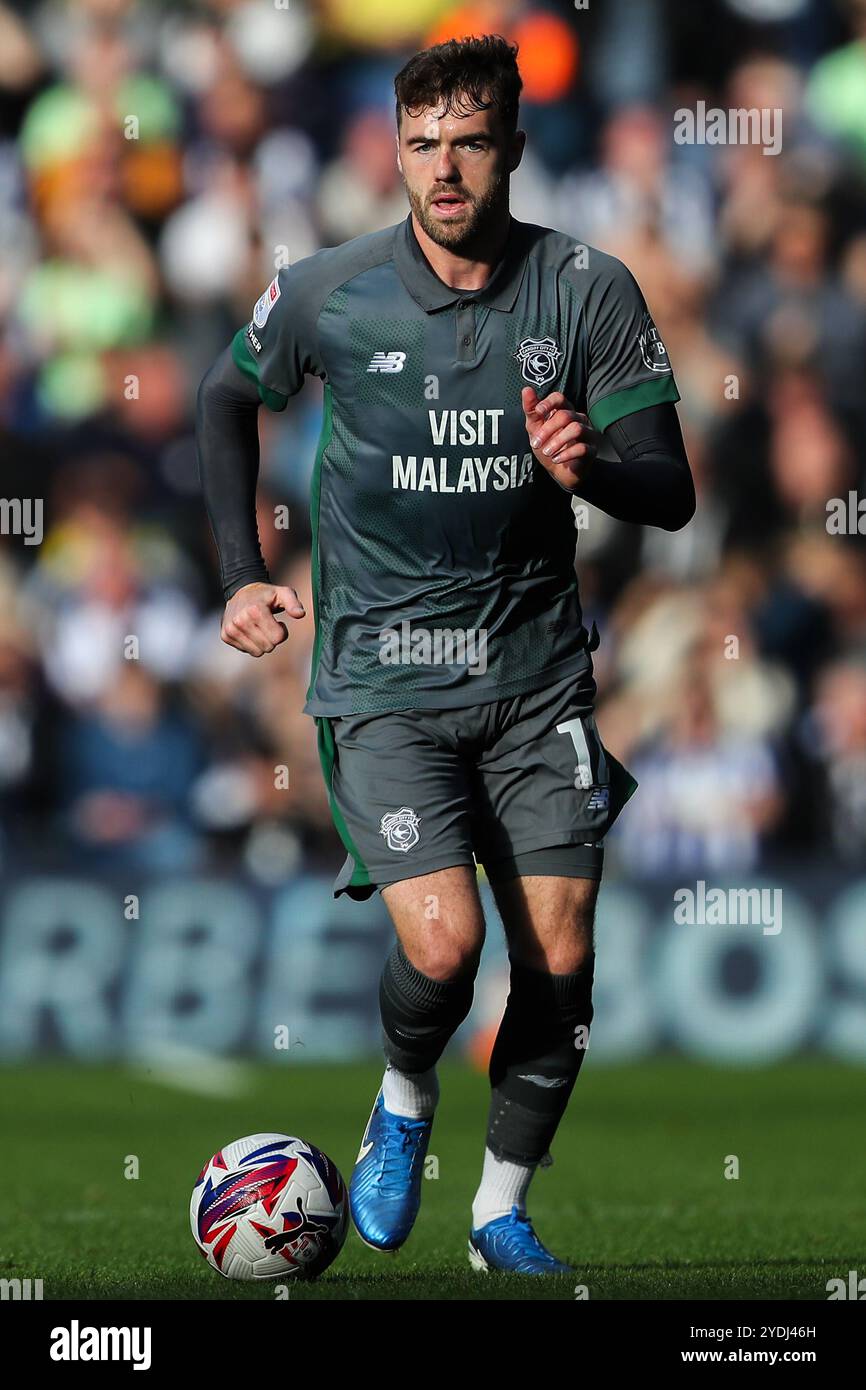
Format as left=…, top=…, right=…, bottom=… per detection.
left=611, top=661, right=786, bottom=876
left=317, top=108, right=406, bottom=245
left=805, top=0, right=866, bottom=166
left=806, top=659, right=866, bottom=860
left=555, top=105, right=716, bottom=276
left=713, top=196, right=866, bottom=428
left=57, top=662, right=205, bottom=870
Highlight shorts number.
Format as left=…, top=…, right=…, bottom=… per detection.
left=556, top=715, right=608, bottom=791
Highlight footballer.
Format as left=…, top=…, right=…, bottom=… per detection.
left=197, top=35, right=694, bottom=1275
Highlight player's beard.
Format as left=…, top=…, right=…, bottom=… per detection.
left=403, top=168, right=510, bottom=254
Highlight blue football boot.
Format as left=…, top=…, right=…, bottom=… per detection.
left=468, top=1205, right=574, bottom=1275
left=349, top=1090, right=433, bottom=1251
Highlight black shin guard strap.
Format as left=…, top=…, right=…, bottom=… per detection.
left=486, top=953, right=595, bottom=1165
left=379, top=942, right=475, bottom=1074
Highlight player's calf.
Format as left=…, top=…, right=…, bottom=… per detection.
left=467, top=951, right=593, bottom=1273
left=351, top=867, right=483, bottom=1252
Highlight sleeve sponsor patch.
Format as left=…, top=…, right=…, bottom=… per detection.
left=637, top=311, right=672, bottom=373
left=252, top=275, right=281, bottom=329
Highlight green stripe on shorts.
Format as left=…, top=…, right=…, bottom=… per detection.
left=315, top=716, right=371, bottom=890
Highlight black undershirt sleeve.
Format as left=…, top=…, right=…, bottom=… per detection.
left=576, top=402, right=696, bottom=531
left=196, top=346, right=270, bottom=601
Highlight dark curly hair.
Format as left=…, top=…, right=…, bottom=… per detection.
left=395, top=34, right=522, bottom=137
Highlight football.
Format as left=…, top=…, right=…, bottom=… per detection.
left=190, top=1132, right=349, bottom=1280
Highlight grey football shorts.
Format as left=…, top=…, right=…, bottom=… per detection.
left=315, top=662, right=637, bottom=900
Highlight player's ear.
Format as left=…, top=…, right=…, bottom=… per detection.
left=507, top=129, right=527, bottom=175
left=395, top=134, right=403, bottom=176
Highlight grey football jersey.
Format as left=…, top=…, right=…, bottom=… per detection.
left=233, top=214, right=680, bottom=716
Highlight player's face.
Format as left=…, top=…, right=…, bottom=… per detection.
left=396, top=100, right=524, bottom=250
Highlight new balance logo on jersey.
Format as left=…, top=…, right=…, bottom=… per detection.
left=367, top=352, right=407, bottom=373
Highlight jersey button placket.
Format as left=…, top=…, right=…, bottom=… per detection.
left=456, top=301, right=476, bottom=363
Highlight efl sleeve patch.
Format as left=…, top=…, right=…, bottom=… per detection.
left=252, top=276, right=281, bottom=329
left=237, top=260, right=327, bottom=405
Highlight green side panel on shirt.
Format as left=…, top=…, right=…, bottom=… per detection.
left=231, top=328, right=288, bottom=412
left=307, top=382, right=334, bottom=705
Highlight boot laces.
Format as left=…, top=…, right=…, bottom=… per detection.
left=376, top=1118, right=426, bottom=1196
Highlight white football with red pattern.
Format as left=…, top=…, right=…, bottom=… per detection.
left=190, top=1132, right=349, bottom=1280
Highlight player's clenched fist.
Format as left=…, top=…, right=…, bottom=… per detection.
left=522, top=386, right=599, bottom=492
left=221, top=582, right=306, bottom=657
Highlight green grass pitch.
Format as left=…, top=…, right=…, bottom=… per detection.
left=2, top=1059, right=863, bottom=1301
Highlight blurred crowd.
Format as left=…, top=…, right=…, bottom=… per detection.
left=1, top=0, right=866, bottom=882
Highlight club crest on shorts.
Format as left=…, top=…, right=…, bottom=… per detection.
left=515, top=337, right=562, bottom=387
left=379, top=807, right=421, bottom=853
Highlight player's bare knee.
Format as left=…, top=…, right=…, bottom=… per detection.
left=407, top=927, right=484, bottom=984
left=541, top=933, right=594, bottom=976
left=383, top=866, right=484, bottom=980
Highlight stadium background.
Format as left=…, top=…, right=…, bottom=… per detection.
left=0, top=0, right=865, bottom=1300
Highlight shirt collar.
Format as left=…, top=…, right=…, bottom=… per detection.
left=393, top=212, right=528, bottom=314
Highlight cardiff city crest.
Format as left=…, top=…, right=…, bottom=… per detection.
left=515, top=337, right=563, bottom=387
left=379, top=807, right=421, bottom=853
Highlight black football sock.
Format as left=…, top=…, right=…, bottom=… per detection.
left=485, top=952, right=595, bottom=1166
left=379, top=941, right=476, bottom=1075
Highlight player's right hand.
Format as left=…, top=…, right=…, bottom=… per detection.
left=220, top=582, right=306, bottom=657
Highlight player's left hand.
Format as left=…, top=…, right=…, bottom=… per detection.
left=522, top=387, right=600, bottom=491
